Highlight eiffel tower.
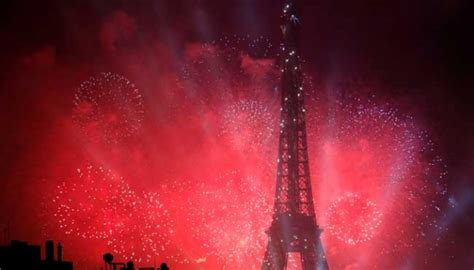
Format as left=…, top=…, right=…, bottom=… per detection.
left=262, top=1, right=329, bottom=269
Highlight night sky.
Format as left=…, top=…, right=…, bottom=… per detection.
left=0, top=0, right=473, bottom=269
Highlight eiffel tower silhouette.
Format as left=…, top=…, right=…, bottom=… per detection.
left=262, top=1, right=329, bottom=269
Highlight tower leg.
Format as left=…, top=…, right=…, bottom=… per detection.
left=301, top=241, right=328, bottom=270
left=262, top=237, right=286, bottom=270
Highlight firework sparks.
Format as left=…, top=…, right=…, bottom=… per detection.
left=179, top=36, right=277, bottom=104
left=158, top=170, right=273, bottom=267
left=46, top=166, right=179, bottom=263
left=72, top=72, right=145, bottom=144
left=37, top=37, right=447, bottom=270
left=220, top=99, right=277, bottom=151
left=325, top=193, right=383, bottom=245
left=307, top=93, right=447, bottom=266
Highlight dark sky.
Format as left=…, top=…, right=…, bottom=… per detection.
left=0, top=0, right=473, bottom=268
left=1, top=0, right=473, bottom=144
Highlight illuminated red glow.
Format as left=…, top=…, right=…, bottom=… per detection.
left=37, top=39, right=446, bottom=269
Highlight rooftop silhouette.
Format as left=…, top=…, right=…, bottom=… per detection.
left=0, top=240, right=73, bottom=270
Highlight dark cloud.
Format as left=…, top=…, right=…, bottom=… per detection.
left=99, top=11, right=137, bottom=52
left=19, top=46, right=56, bottom=68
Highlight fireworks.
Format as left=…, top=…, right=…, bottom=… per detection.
left=307, top=93, right=447, bottom=263
left=48, top=166, right=177, bottom=263
left=325, top=193, right=383, bottom=245
left=178, top=36, right=280, bottom=155
left=220, top=99, right=277, bottom=151
left=72, top=72, right=145, bottom=144
left=191, top=172, right=271, bottom=266
left=36, top=34, right=448, bottom=269
left=161, top=171, right=273, bottom=267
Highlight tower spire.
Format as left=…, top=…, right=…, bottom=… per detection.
left=261, top=1, right=329, bottom=269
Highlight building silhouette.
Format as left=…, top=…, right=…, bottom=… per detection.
left=0, top=240, right=73, bottom=270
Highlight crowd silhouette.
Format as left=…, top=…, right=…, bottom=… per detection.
left=102, top=252, right=170, bottom=270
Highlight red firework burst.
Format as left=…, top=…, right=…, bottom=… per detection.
left=72, top=72, right=145, bottom=144
left=325, top=193, right=383, bottom=245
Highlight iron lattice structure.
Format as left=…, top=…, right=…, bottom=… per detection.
left=262, top=1, right=329, bottom=269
